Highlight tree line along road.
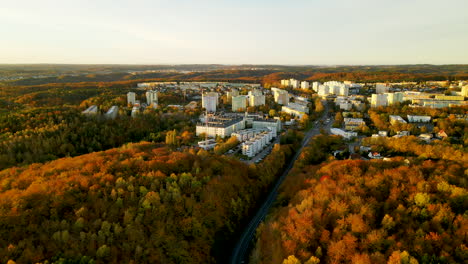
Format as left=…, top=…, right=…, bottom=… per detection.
left=230, top=101, right=330, bottom=264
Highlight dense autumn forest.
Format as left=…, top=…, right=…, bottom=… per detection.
left=251, top=135, right=468, bottom=264
left=0, top=139, right=300, bottom=263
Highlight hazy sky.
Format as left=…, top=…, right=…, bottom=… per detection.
left=1, top=0, right=467, bottom=65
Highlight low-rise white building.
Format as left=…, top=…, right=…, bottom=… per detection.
left=105, top=106, right=119, bottom=119
left=407, top=115, right=431, bottom=123
left=198, top=139, right=217, bottom=150
left=330, top=128, right=357, bottom=139
left=389, top=115, right=407, bottom=125
left=82, top=105, right=99, bottom=115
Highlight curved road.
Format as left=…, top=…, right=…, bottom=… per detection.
left=230, top=102, right=331, bottom=264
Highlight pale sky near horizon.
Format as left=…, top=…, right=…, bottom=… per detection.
left=1, top=0, right=467, bottom=65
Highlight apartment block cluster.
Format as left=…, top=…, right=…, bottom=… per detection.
left=335, top=95, right=366, bottom=111
left=196, top=113, right=281, bottom=157
left=370, top=83, right=467, bottom=108
left=196, top=114, right=280, bottom=139
left=201, top=87, right=266, bottom=113
left=126, top=90, right=159, bottom=117
left=232, top=128, right=276, bottom=157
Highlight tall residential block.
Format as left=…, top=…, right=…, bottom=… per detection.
left=300, top=81, right=310, bottom=90
left=202, top=92, right=218, bottom=112
left=371, top=94, right=388, bottom=107
left=232, top=95, right=247, bottom=112
left=127, top=92, right=136, bottom=105
left=145, top=90, right=158, bottom=107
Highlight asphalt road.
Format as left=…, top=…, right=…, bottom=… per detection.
left=230, top=102, right=331, bottom=264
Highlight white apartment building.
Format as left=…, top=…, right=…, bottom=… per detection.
left=290, top=79, right=300, bottom=89
left=386, top=92, right=404, bottom=105
left=232, top=128, right=276, bottom=143
left=227, top=88, right=240, bottom=102
left=253, top=118, right=282, bottom=133
left=330, top=128, right=357, bottom=139
left=318, top=85, right=330, bottom=97
left=249, top=94, right=266, bottom=107
left=202, top=92, right=218, bottom=112
left=312, top=82, right=321, bottom=92
left=271, top=88, right=289, bottom=105
left=127, top=92, right=136, bottom=105
left=300, top=81, right=310, bottom=90
left=145, top=90, right=158, bottom=107
left=196, top=116, right=245, bottom=138
left=131, top=105, right=141, bottom=118
left=461, top=85, right=468, bottom=97
left=232, top=95, right=248, bottom=112
left=241, top=131, right=274, bottom=158
left=371, top=94, right=388, bottom=107
left=280, top=79, right=290, bottom=87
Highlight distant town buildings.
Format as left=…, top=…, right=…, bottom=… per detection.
left=462, top=85, right=468, bottom=97
left=248, top=89, right=266, bottom=107
left=300, top=81, right=310, bottom=90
